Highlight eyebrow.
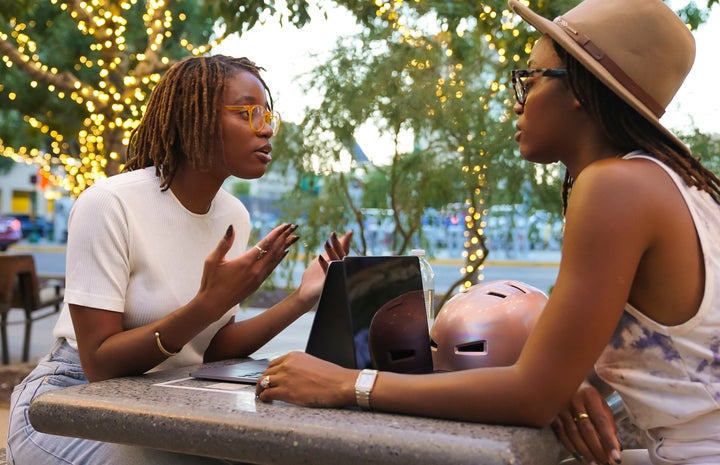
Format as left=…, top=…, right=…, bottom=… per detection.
left=228, top=96, right=263, bottom=105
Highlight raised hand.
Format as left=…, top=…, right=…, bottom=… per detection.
left=296, top=230, right=353, bottom=307
left=196, top=223, right=300, bottom=320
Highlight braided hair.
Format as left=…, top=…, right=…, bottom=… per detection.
left=552, top=42, right=720, bottom=214
left=125, top=55, right=273, bottom=190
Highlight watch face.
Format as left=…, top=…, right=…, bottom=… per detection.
left=356, top=369, right=378, bottom=390
left=358, top=372, right=374, bottom=388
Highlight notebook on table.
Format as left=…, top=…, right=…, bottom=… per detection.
left=190, top=255, right=427, bottom=384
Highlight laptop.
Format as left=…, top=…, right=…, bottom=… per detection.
left=190, top=255, right=428, bottom=384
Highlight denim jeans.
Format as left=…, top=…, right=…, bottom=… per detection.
left=7, top=338, right=235, bottom=465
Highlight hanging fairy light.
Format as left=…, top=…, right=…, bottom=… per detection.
left=0, top=0, right=228, bottom=195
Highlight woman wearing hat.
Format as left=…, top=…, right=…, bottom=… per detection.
left=255, top=0, right=720, bottom=463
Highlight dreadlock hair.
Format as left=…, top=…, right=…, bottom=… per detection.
left=551, top=41, right=720, bottom=214
left=124, top=55, right=273, bottom=191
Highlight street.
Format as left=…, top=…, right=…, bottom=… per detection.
left=26, top=248, right=559, bottom=297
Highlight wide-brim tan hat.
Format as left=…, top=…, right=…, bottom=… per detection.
left=508, top=0, right=695, bottom=148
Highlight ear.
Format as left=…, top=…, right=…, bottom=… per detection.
left=571, top=96, right=583, bottom=110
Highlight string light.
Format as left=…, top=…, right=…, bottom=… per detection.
left=0, top=0, right=227, bottom=196
left=370, top=1, right=523, bottom=290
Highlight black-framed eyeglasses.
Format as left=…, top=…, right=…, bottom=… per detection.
left=511, top=68, right=567, bottom=105
left=224, top=105, right=281, bottom=135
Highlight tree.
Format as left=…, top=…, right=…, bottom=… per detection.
left=267, top=0, right=571, bottom=301
left=681, top=128, right=720, bottom=175
left=268, top=0, right=717, bottom=303
left=0, top=0, right=315, bottom=195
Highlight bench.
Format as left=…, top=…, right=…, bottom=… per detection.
left=0, top=254, right=65, bottom=364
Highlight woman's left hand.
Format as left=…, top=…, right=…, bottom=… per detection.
left=256, top=351, right=356, bottom=408
left=296, top=230, right=353, bottom=306
left=552, top=382, right=622, bottom=464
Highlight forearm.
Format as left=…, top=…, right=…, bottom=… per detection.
left=368, top=367, right=562, bottom=427
left=75, top=298, right=218, bottom=381
left=204, top=288, right=313, bottom=361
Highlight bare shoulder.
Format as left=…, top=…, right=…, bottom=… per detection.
left=562, top=156, right=675, bottom=275
left=576, top=156, right=667, bottom=188
left=571, top=157, right=674, bottom=211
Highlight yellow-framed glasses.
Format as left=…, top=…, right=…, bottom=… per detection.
left=224, top=105, right=281, bottom=135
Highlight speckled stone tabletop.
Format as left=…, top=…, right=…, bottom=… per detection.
left=28, top=359, right=566, bottom=465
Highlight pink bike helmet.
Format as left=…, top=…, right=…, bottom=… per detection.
left=430, top=280, right=547, bottom=372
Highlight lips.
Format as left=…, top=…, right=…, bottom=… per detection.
left=256, top=144, right=272, bottom=164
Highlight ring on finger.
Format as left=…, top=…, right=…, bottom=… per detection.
left=260, top=375, right=271, bottom=389
left=255, top=245, right=268, bottom=260
left=574, top=412, right=590, bottom=422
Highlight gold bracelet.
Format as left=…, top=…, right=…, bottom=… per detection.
left=154, top=331, right=179, bottom=357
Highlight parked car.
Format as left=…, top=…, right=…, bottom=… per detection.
left=0, top=215, right=23, bottom=251
left=4, top=213, right=53, bottom=238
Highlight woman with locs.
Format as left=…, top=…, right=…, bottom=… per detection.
left=255, top=1, right=720, bottom=464
left=7, top=55, right=352, bottom=464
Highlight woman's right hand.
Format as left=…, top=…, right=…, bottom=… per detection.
left=196, top=223, right=299, bottom=320
left=551, top=382, right=622, bottom=464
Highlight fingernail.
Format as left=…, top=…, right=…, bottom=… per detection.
left=572, top=452, right=583, bottom=462
left=331, top=231, right=337, bottom=239
left=611, top=449, right=622, bottom=463
left=225, top=225, right=233, bottom=239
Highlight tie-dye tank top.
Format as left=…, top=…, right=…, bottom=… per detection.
left=595, top=152, right=720, bottom=441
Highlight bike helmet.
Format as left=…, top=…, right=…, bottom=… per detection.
left=430, top=280, right=547, bottom=372
left=368, top=289, right=433, bottom=374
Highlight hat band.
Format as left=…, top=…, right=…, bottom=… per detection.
left=554, top=17, right=665, bottom=118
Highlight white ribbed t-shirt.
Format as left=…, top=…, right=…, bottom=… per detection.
left=54, top=167, right=251, bottom=370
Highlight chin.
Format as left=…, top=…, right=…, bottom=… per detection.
left=234, top=168, right=267, bottom=180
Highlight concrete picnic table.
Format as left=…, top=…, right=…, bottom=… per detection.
left=28, top=358, right=567, bottom=465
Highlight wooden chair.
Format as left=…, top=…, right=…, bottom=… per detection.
left=0, top=254, right=65, bottom=364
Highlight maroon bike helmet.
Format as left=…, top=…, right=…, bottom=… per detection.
left=368, top=290, right=433, bottom=374
left=430, top=280, right=547, bottom=372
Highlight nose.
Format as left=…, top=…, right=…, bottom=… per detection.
left=257, top=121, right=274, bottom=138
left=513, top=100, right=524, bottom=115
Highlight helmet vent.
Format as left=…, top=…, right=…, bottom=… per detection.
left=388, top=349, right=416, bottom=361
left=508, top=283, right=528, bottom=294
left=455, top=341, right=487, bottom=354
left=487, top=291, right=508, bottom=299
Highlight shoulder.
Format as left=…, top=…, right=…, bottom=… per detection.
left=576, top=156, right=663, bottom=186
left=72, top=169, right=163, bottom=221
left=79, top=169, right=159, bottom=198
left=572, top=156, right=672, bottom=210
left=563, top=156, right=683, bottom=259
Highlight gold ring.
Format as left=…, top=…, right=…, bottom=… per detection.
left=254, top=245, right=268, bottom=260
left=574, top=413, right=590, bottom=422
